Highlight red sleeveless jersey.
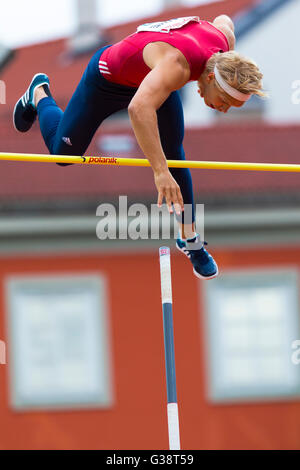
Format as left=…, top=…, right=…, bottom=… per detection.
left=99, top=17, right=229, bottom=87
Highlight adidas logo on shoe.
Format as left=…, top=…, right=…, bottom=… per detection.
left=176, top=234, right=219, bottom=280
left=13, top=73, right=50, bottom=133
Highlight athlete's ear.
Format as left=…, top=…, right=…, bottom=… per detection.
left=206, top=72, right=215, bottom=83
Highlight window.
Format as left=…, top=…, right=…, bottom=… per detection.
left=202, top=268, right=300, bottom=403
left=5, top=274, right=113, bottom=411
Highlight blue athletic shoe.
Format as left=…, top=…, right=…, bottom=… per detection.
left=176, top=234, right=219, bottom=279
left=13, top=73, right=50, bottom=132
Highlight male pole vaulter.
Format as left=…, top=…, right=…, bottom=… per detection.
left=13, top=15, right=265, bottom=279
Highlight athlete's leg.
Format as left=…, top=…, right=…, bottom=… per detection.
left=36, top=47, right=136, bottom=163
left=157, top=90, right=195, bottom=239
left=157, top=90, right=218, bottom=279
left=37, top=96, right=63, bottom=155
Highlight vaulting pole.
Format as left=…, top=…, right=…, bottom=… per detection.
left=159, top=246, right=180, bottom=450
left=1, top=152, right=300, bottom=172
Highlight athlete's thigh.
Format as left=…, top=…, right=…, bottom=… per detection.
left=156, top=90, right=185, bottom=159
left=53, top=71, right=132, bottom=156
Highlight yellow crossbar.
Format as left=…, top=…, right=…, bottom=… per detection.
left=0, top=152, right=300, bottom=172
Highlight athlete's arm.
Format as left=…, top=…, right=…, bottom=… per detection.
left=128, top=53, right=189, bottom=213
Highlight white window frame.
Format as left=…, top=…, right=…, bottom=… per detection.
left=5, top=273, right=113, bottom=411
left=202, top=267, right=300, bottom=403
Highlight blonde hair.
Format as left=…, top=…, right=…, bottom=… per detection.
left=205, top=51, right=267, bottom=98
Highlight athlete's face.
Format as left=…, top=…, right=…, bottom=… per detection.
left=197, top=72, right=244, bottom=113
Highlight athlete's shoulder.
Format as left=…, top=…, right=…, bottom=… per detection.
left=212, top=15, right=235, bottom=50
left=213, top=15, right=234, bottom=32
left=143, top=42, right=190, bottom=76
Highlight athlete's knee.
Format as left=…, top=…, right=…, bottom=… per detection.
left=165, top=149, right=185, bottom=161
left=51, top=142, right=75, bottom=167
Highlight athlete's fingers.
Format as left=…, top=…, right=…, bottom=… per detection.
left=170, top=186, right=180, bottom=215
left=176, top=187, right=184, bottom=211
left=173, top=202, right=182, bottom=215
left=170, top=185, right=184, bottom=215
left=157, top=190, right=164, bottom=208
left=165, top=188, right=174, bottom=213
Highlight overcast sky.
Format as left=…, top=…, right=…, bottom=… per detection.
left=0, top=0, right=222, bottom=48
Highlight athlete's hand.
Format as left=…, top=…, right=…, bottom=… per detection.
left=154, top=169, right=184, bottom=214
